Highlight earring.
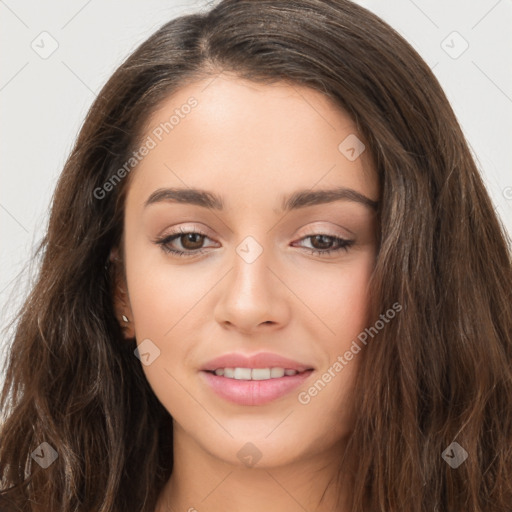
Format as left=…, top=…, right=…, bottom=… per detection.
left=122, top=315, right=129, bottom=323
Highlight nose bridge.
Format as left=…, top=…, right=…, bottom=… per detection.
left=230, top=234, right=273, bottom=304
left=214, top=233, right=287, bottom=330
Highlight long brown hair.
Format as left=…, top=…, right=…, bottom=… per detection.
left=1, top=0, right=511, bottom=510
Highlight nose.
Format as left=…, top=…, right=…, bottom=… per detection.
left=213, top=245, right=291, bottom=334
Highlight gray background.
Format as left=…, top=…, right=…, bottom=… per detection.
left=1, top=0, right=511, bottom=385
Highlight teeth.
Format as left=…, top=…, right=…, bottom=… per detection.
left=270, top=368, right=285, bottom=378
left=251, top=368, right=271, bottom=380
left=234, top=368, right=251, bottom=380
left=212, top=367, right=300, bottom=380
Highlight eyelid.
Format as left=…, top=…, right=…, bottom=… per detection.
left=294, top=222, right=354, bottom=240
left=158, top=223, right=213, bottom=239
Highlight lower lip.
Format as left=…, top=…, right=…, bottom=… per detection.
left=200, top=370, right=314, bottom=406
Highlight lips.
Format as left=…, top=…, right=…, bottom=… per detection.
left=200, top=352, right=315, bottom=373
left=199, top=351, right=315, bottom=406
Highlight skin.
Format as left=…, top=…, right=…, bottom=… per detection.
left=112, top=73, right=379, bottom=512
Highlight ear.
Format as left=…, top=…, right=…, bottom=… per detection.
left=109, top=247, right=136, bottom=340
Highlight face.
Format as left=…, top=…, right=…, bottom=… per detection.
left=115, top=73, right=378, bottom=469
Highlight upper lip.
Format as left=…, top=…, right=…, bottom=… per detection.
left=201, top=352, right=315, bottom=372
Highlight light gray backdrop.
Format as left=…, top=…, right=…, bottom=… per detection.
left=1, top=0, right=511, bottom=386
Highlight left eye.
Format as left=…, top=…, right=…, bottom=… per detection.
left=154, top=229, right=354, bottom=258
left=293, top=234, right=354, bottom=255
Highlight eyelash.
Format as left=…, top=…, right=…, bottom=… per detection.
left=154, top=227, right=354, bottom=258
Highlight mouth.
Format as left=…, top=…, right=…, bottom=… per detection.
left=204, top=367, right=313, bottom=380
left=200, top=367, right=315, bottom=406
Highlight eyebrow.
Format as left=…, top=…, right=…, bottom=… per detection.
left=144, top=186, right=378, bottom=212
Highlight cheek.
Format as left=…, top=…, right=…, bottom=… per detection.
left=291, top=253, right=373, bottom=409
left=123, top=247, right=210, bottom=394
left=126, top=260, right=203, bottom=418
left=331, top=261, right=373, bottom=334
left=293, top=253, right=374, bottom=342
left=127, top=246, right=212, bottom=337
left=292, top=260, right=373, bottom=438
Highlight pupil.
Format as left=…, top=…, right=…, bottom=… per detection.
left=183, top=233, right=203, bottom=249
left=313, top=235, right=332, bottom=249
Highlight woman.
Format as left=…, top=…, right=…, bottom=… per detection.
left=1, top=0, right=511, bottom=510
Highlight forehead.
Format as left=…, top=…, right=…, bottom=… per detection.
left=127, top=74, right=378, bottom=208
